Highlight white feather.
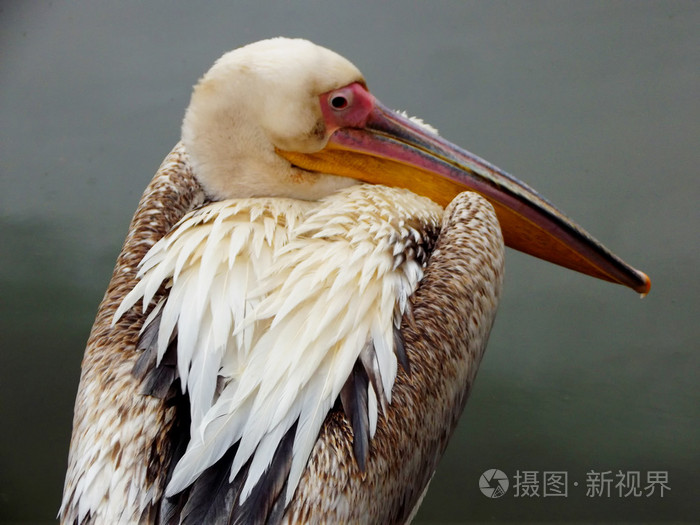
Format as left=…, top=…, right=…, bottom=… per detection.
left=139, top=298, right=164, bottom=336
left=113, top=185, right=442, bottom=505
left=367, top=382, right=378, bottom=437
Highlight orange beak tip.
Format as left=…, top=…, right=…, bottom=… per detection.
left=638, top=271, right=651, bottom=297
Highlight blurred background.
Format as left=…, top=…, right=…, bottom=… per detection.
left=1, top=1, right=698, bottom=523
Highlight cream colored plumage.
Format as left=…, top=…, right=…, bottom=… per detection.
left=113, top=185, right=441, bottom=505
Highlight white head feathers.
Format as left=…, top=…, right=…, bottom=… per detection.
left=182, top=38, right=364, bottom=201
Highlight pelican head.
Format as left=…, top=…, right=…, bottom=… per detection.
left=183, top=37, right=364, bottom=200
left=183, top=37, right=649, bottom=293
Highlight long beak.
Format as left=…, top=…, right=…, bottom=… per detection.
left=279, top=100, right=650, bottom=295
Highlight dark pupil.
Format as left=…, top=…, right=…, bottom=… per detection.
left=331, top=95, right=348, bottom=109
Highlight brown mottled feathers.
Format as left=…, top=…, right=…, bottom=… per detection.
left=61, top=143, right=504, bottom=524
left=61, top=143, right=205, bottom=524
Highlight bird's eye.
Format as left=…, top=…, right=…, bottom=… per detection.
left=329, top=92, right=351, bottom=110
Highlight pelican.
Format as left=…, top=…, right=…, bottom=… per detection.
left=60, top=38, right=650, bottom=524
